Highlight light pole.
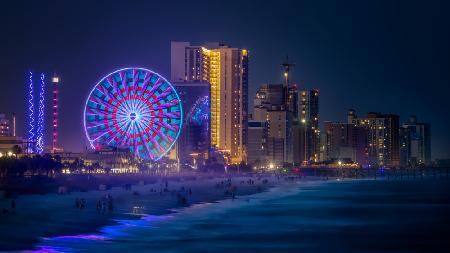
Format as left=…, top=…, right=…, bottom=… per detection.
left=301, top=118, right=307, bottom=164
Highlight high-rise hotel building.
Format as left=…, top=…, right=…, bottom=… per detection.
left=298, top=89, right=320, bottom=162
left=400, top=116, right=431, bottom=166
left=350, top=111, right=400, bottom=167
left=171, top=42, right=249, bottom=164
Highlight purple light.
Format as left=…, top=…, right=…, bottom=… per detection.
left=50, top=234, right=109, bottom=241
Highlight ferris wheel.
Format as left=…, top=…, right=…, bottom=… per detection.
left=84, top=68, right=182, bottom=160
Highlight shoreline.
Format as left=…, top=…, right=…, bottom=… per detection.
left=0, top=174, right=302, bottom=252
left=34, top=178, right=321, bottom=252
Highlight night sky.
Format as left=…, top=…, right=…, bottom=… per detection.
left=1, top=0, right=449, bottom=158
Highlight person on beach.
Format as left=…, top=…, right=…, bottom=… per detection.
left=107, top=195, right=114, bottom=212
left=176, top=190, right=187, bottom=205
left=101, top=199, right=106, bottom=214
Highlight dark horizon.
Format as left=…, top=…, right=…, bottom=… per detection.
left=1, top=0, right=449, bottom=159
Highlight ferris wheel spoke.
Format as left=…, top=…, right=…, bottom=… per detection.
left=135, top=99, right=148, bottom=112
left=150, top=124, right=173, bottom=143
left=86, top=119, right=119, bottom=130
left=110, top=77, right=123, bottom=101
left=151, top=112, right=181, bottom=120
left=139, top=73, right=153, bottom=96
left=139, top=118, right=172, bottom=144
left=156, top=91, right=173, bottom=101
left=93, top=87, right=119, bottom=108
left=98, top=85, right=122, bottom=106
left=130, top=96, right=141, bottom=111
left=86, top=107, right=114, bottom=118
left=143, top=79, right=163, bottom=99
left=89, top=96, right=116, bottom=112
left=149, top=102, right=179, bottom=110
left=117, top=104, right=129, bottom=115
left=120, top=101, right=134, bottom=115
left=141, top=138, right=154, bottom=160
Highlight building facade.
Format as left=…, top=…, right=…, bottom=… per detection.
left=266, top=109, right=289, bottom=165
left=171, top=42, right=249, bottom=164
left=400, top=116, right=431, bottom=166
left=323, top=121, right=368, bottom=165
left=247, top=120, right=267, bottom=165
left=298, top=89, right=320, bottom=162
left=173, top=81, right=210, bottom=166
left=251, top=84, right=291, bottom=165
left=352, top=111, right=400, bottom=167
left=0, top=114, right=11, bottom=137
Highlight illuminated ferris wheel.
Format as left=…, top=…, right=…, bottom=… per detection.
left=83, top=68, right=183, bottom=161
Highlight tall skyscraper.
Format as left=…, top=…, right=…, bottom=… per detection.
left=298, top=89, right=320, bottom=162
left=171, top=42, right=249, bottom=164
left=252, top=84, right=291, bottom=165
left=400, top=116, right=431, bottom=166
left=352, top=111, right=400, bottom=167
left=251, top=84, right=321, bottom=165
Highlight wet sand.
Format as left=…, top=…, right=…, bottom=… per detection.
left=0, top=174, right=291, bottom=251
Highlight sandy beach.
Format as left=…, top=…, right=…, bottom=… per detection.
left=0, top=174, right=296, bottom=251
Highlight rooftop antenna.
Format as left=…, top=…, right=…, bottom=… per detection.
left=282, top=55, right=296, bottom=110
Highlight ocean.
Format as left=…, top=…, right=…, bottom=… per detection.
left=26, top=179, right=450, bottom=253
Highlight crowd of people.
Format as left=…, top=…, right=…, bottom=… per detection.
left=2, top=174, right=288, bottom=219
left=74, top=194, right=114, bottom=215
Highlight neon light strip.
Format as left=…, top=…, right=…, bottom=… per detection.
left=28, top=71, right=35, bottom=153
left=52, top=76, right=59, bottom=151
left=36, top=73, right=45, bottom=154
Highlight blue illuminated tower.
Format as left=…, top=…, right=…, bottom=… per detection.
left=36, top=73, right=45, bottom=154
left=27, top=71, right=35, bottom=153
left=27, top=71, right=46, bottom=154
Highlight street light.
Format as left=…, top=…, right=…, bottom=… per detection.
left=302, top=118, right=307, bottom=162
